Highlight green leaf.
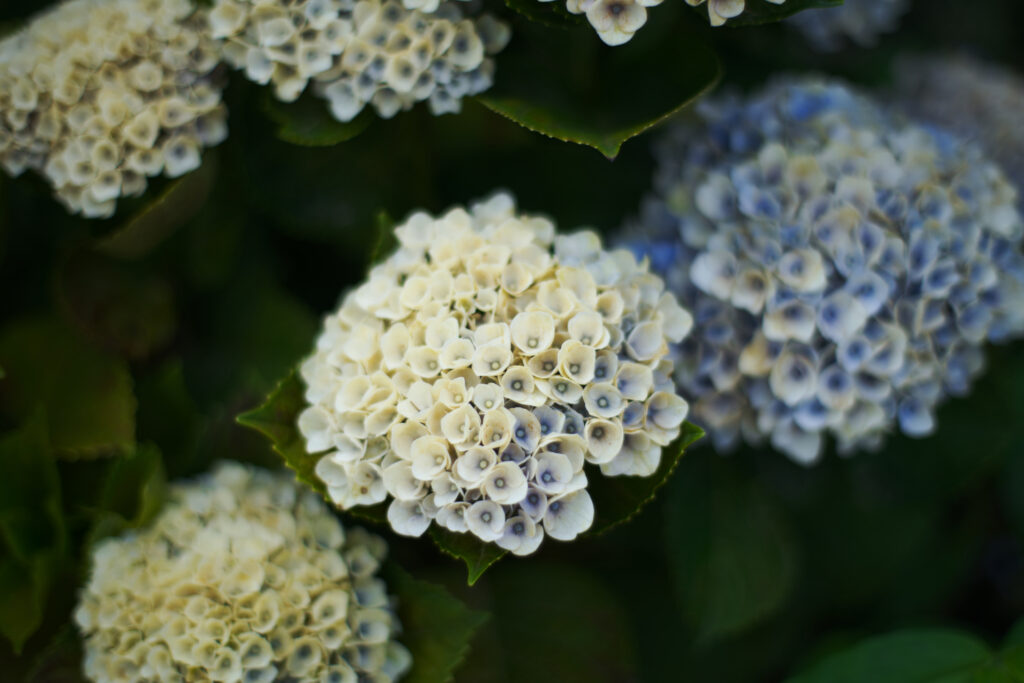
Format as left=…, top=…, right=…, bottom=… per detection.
left=691, top=0, right=843, bottom=27
left=428, top=527, right=507, bottom=587
left=56, top=251, right=176, bottom=360
left=664, top=453, right=798, bottom=643
left=94, top=154, right=216, bottom=259
left=85, top=445, right=167, bottom=547
left=0, top=317, right=135, bottom=458
left=237, top=371, right=325, bottom=496
left=262, top=91, right=374, bottom=147
left=587, top=422, right=703, bottom=535
left=388, top=565, right=489, bottom=683
left=0, top=414, right=64, bottom=653
left=0, top=557, right=47, bottom=656
left=477, top=11, right=721, bottom=159
left=785, top=629, right=1005, bottom=683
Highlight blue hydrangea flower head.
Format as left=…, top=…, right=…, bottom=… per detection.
left=629, top=78, right=1024, bottom=464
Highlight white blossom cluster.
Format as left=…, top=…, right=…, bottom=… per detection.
left=210, top=0, right=510, bottom=121
left=75, top=462, right=411, bottom=683
left=788, top=0, right=909, bottom=52
left=558, top=0, right=786, bottom=45
left=895, top=54, right=1024, bottom=200
left=299, top=193, right=693, bottom=555
left=627, top=79, right=1024, bottom=463
left=0, top=0, right=227, bottom=219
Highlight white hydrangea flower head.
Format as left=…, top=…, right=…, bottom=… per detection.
left=788, top=0, right=909, bottom=52
left=209, top=0, right=510, bottom=121
left=895, top=54, right=1024, bottom=199
left=626, top=78, right=1024, bottom=464
left=0, top=0, right=227, bottom=219
left=74, top=462, right=411, bottom=683
left=299, top=193, right=693, bottom=555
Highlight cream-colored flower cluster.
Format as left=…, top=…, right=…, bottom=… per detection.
left=559, top=0, right=786, bottom=46
left=299, top=193, right=693, bottom=555
left=0, top=0, right=227, bottom=219
left=211, top=0, right=510, bottom=121
left=74, top=462, right=411, bottom=683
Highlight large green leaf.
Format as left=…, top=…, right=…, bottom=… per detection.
left=262, top=91, right=374, bottom=147
left=388, top=565, right=489, bottom=683
left=785, top=627, right=1024, bottom=683
left=0, top=317, right=135, bottom=458
left=690, top=0, right=843, bottom=27
left=0, top=414, right=64, bottom=653
left=587, top=422, right=703, bottom=535
left=664, top=453, right=798, bottom=643
left=477, top=10, right=721, bottom=159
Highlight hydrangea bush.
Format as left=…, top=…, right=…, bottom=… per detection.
left=298, top=193, right=693, bottom=553
left=0, top=0, right=226, bottom=218
left=75, top=462, right=411, bottom=683
left=627, top=78, right=1024, bottom=462
left=2, top=1, right=1024, bottom=682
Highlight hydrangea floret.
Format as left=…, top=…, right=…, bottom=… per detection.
left=0, top=0, right=227, bottom=219
left=628, top=78, right=1024, bottom=463
left=75, top=462, right=411, bottom=683
left=209, top=0, right=510, bottom=121
left=788, top=0, right=910, bottom=52
left=896, top=54, right=1024, bottom=199
left=299, top=193, right=693, bottom=555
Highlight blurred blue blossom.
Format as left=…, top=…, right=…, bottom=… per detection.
left=626, top=78, right=1024, bottom=463
left=788, top=0, right=910, bottom=52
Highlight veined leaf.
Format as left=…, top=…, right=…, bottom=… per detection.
left=387, top=565, right=489, bottom=683
left=477, top=11, right=721, bottom=159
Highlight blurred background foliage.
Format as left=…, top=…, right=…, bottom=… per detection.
left=0, top=0, right=1023, bottom=680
